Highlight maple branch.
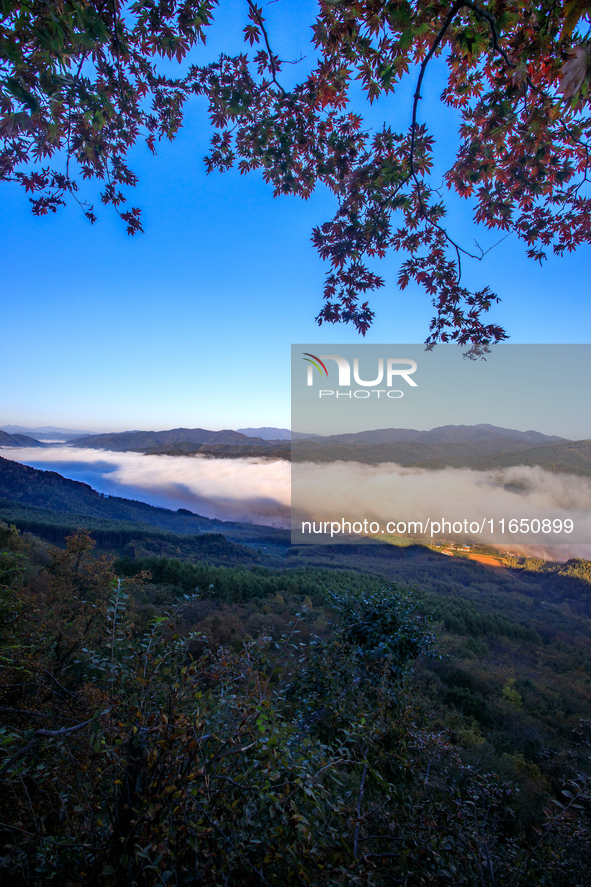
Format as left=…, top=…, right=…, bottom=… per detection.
left=409, top=0, right=516, bottom=176
left=412, top=177, right=483, bottom=265
left=247, top=1, right=285, bottom=95
left=558, top=117, right=591, bottom=186
left=66, top=53, right=88, bottom=183
left=407, top=1, right=519, bottom=283
left=408, top=6, right=481, bottom=278
left=110, top=0, right=125, bottom=95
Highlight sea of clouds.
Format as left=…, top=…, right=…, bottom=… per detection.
left=2, top=446, right=590, bottom=558
left=0, top=447, right=292, bottom=527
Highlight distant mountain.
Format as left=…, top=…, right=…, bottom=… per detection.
left=69, top=427, right=288, bottom=451
left=238, top=427, right=291, bottom=440
left=1, top=425, right=96, bottom=440
left=292, top=425, right=591, bottom=473
left=0, top=430, right=47, bottom=448
left=64, top=423, right=575, bottom=465
left=426, top=424, right=566, bottom=444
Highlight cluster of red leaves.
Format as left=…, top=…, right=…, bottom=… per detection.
left=192, top=0, right=591, bottom=348
left=2, top=1, right=591, bottom=347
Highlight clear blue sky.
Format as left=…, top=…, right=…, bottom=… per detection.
left=2, top=1, right=590, bottom=433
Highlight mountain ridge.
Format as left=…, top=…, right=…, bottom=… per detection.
left=62, top=423, right=571, bottom=454
left=238, top=427, right=291, bottom=440
left=1, top=425, right=96, bottom=440
left=304, top=423, right=568, bottom=445
left=68, top=427, right=288, bottom=450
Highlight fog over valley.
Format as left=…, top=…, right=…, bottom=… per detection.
left=2, top=443, right=590, bottom=557
left=0, top=447, right=291, bottom=527
left=292, top=460, right=591, bottom=556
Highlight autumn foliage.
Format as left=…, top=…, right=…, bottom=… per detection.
left=1, top=1, right=591, bottom=346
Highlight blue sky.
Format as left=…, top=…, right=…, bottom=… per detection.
left=2, top=1, right=590, bottom=434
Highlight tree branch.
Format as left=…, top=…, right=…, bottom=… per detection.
left=0, top=718, right=94, bottom=779
left=109, top=0, right=125, bottom=95
left=353, top=759, right=368, bottom=859
left=247, top=1, right=285, bottom=94
left=462, top=0, right=516, bottom=69
left=409, top=0, right=464, bottom=176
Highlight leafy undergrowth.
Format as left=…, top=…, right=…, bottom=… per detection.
left=1, top=522, right=591, bottom=886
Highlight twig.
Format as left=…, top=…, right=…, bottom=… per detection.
left=506, top=780, right=591, bottom=887
left=353, top=760, right=368, bottom=859
left=41, top=668, right=78, bottom=699
left=261, top=616, right=302, bottom=697
left=2, top=822, right=103, bottom=851
left=195, top=799, right=274, bottom=886
left=0, top=706, right=72, bottom=720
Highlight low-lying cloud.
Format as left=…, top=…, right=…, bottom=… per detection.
left=293, top=461, right=591, bottom=557
left=3, top=447, right=591, bottom=558
left=1, top=447, right=291, bottom=527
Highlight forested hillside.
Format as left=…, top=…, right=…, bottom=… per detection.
left=68, top=428, right=287, bottom=450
